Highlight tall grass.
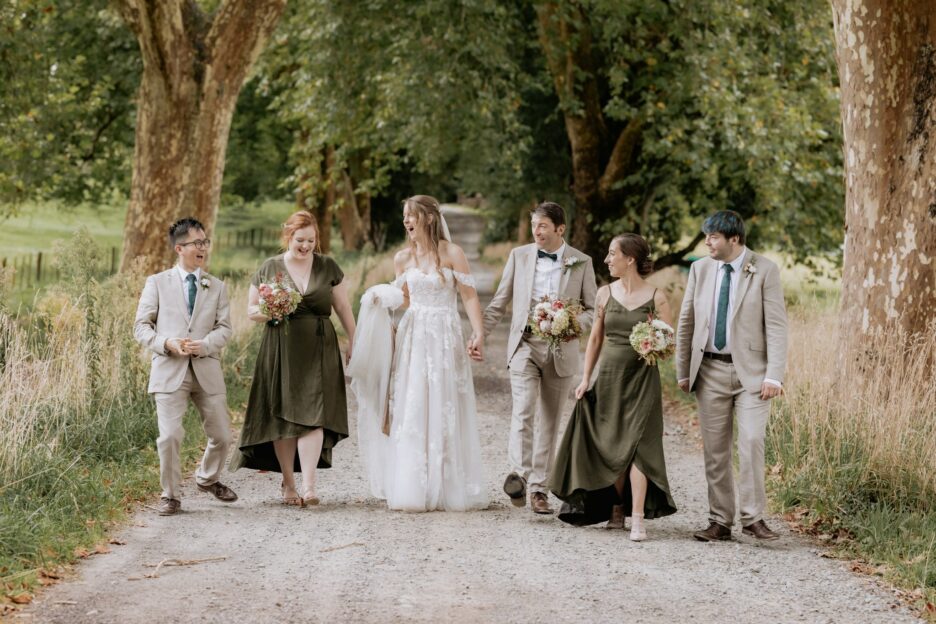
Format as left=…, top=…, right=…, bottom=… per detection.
left=0, top=231, right=258, bottom=599
left=768, top=298, right=936, bottom=613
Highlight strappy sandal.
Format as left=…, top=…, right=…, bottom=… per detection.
left=301, top=491, right=320, bottom=507
left=281, top=482, right=302, bottom=506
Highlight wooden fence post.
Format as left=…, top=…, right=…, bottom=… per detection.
left=36, top=252, right=42, bottom=283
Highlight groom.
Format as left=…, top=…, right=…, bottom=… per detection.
left=134, top=217, right=238, bottom=516
left=479, top=202, right=597, bottom=514
left=676, top=210, right=788, bottom=541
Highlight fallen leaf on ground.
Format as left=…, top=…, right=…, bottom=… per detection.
left=93, top=544, right=111, bottom=555
left=9, top=593, right=32, bottom=604
left=108, top=538, right=126, bottom=546
left=74, top=548, right=90, bottom=559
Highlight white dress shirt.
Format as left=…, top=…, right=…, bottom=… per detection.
left=176, top=265, right=202, bottom=311
left=530, top=243, right=565, bottom=304
left=705, top=249, right=746, bottom=354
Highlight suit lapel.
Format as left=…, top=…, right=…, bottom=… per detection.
left=558, top=246, right=572, bottom=296
left=696, top=259, right=717, bottom=328
left=165, top=270, right=189, bottom=321
left=730, top=251, right=753, bottom=322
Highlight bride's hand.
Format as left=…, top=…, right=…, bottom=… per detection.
left=467, top=335, right=483, bottom=361
left=574, top=377, right=590, bottom=399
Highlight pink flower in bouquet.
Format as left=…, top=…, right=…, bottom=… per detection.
left=528, top=295, right=584, bottom=355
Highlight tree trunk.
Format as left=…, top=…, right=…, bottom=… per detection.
left=116, top=0, right=286, bottom=274
left=535, top=3, right=641, bottom=273
left=337, top=170, right=367, bottom=251
left=832, top=0, right=936, bottom=346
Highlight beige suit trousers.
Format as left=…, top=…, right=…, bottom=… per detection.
left=154, top=364, right=232, bottom=500
left=508, top=336, right=573, bottom=494
left=695, top=358, right=770, bottom=527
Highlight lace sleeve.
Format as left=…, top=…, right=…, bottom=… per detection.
left=452, top=270, right=476, bottom=289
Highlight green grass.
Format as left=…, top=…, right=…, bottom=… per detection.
left=0, top=202, right=125, bottom=258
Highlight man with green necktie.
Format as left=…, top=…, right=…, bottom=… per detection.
left=675, top=210, right=788, bottom=542
left=134, top=217, right=238, bottom=516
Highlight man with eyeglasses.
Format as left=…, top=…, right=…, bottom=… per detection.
left=134, top=217, right=239, bottom=516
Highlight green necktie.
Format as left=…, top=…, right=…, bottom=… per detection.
left=186, top=273, right=197, bottom=316
left=713, top=263, right=733, bottom=350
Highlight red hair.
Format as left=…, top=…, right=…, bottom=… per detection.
left=281, top=210, right=320, bottom=252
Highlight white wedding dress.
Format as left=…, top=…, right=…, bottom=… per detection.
left=351, top=266, right=488, bottom=512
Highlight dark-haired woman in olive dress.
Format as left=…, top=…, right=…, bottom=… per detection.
left=550, top=234, right=677, bottom=539
left=231, top=210, right=355, bottom=507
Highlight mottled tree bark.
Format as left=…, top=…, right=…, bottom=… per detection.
left=832, top=0, right=936, bottom=345
left=116, top=0, right=286, bottom=273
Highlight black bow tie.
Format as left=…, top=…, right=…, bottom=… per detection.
left=537, top=249, right=558, bottom=261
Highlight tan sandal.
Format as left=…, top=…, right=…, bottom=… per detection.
left=301, top=491, right=320, bottom=507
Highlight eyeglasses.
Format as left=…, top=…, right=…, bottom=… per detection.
left=179, top=239, right=211, bottom=250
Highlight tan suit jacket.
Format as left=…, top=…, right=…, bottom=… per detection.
left=676, top=250, right=787, bottom=394
left=133, top=269, right=232, bottom=395
left=483, top=243, right=597, bottom=378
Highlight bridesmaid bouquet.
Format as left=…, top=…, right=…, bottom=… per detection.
left=629, top=314, right=675, bottom=366
left=258, top=273, right=302, bottom=326
left=529, top=295, right=585, bottom=354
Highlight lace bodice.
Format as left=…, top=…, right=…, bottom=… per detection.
left=396, top=267, right=476, bottom=311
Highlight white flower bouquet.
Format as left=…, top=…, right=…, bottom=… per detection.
left=528, top=295, right=584, bottom=354
left=629, top=314, right=675, bottom=366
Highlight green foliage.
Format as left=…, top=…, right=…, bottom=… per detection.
left=0, top=1, right=139, bottom=211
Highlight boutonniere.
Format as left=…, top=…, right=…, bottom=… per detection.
left=743, top=258, right=757, bottom=276
left=200, top=277, right=211, bottom=289
left=563, top=256, right=585, bottom=274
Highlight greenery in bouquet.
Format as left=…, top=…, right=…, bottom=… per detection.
left=529, top=296, right=584, bottom=354
left=629, top=314, right=675, bottom=366
left=258, top=272, right=302, bottom=327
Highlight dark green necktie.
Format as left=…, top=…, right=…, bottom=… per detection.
left=713, top=263, right=733, bottom=350
left=185, top=273, right=197, bottom=316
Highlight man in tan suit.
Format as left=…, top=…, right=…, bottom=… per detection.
left=134, top=217, right=238, bottom=516
left=480, top=202, right=597, bottom=514
left=676, top=210, right=787, bottom=541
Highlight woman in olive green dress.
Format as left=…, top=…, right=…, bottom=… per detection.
left=231, top=210, right=356, bottom=507
left=551, top=234, right=677, bottom=539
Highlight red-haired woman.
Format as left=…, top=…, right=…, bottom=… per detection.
left=231, top=210, right=356, bottom=507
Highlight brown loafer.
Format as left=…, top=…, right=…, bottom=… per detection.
left=531, top=492, right=553, bottom=515
left=742, top=519, right=780, bottom=540
left=157, top=497, right=181, bottom=516
left=606, top=504, right=625, bottom=529
left=503, top=473, right=527, bottom=508
left=693, top=522, right=732, bottom=541
left=197, top=481, right=238, bottom=503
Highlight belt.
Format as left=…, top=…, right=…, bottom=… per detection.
left=703, top=352, right=732, bottom=363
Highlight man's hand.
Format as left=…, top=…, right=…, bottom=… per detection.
left=760, top=382, right=783, bottom=400
left=166, top=338, right=188, bottom=356
left=185, top=339, right=206, bottom=357
left=677, top=379, right=690, bottom=393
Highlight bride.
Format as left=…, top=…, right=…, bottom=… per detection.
left=350, top=195, right=488, bottom=512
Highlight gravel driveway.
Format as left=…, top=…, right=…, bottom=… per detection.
left=26, top=300, right=918, bottom=624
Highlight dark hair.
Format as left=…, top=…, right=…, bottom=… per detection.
left=530, top=201, right=565, bottom=228
left=702, top=210, right=745, bottom=245
left=612, top=233, right=654, bottom=277
left=168, top=217, right=206, bottom=247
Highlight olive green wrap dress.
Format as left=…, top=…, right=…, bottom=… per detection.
left=551, top=294, right=677, bottom=526
left=230, top=253, right=348, bottom=472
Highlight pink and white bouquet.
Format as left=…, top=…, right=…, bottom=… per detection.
left=629, top=313, right=675, bottom=366
left=529, top=295, right=585, bottom=354
left=258, top=272, right=302, bottom=326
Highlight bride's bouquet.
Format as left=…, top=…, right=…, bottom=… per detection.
left=528, top=295, right=585, bottom=354
left=258, top=272, right=302, bottom=326
left=629, top=313, right=675, bottom=366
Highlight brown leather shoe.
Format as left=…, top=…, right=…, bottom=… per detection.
left=503, top=473, right=527, bottom=508
left=693, top=522, right=732, bottom=541
left=742, top=519, right=780, bottom=540
left=157, top=497, right=181, bottom=516
left=531, top=492, right=553, bottom=515
left=197, top=481, right=238, bottom=502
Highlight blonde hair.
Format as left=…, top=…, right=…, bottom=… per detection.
left=281, top=210, right=321, bottom=252
left=403, top=195, right=445, bottom=277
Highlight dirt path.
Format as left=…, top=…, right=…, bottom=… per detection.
left=26, top=290, right=918, bottom=623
